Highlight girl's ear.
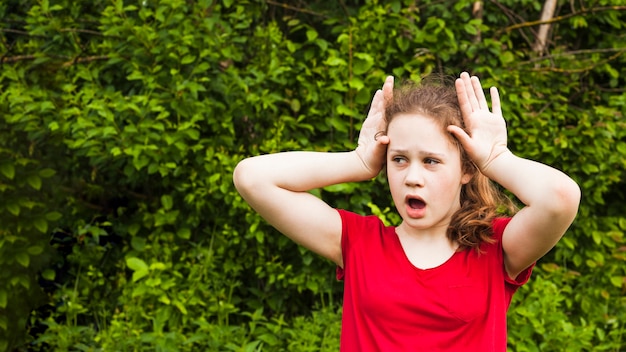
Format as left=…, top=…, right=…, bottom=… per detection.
left=461, top=172, right=473, bottom=185
left=461, top=158, right=477, bottom=185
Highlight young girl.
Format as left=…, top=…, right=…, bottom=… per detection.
left=233, top=72, right=580, bottom=351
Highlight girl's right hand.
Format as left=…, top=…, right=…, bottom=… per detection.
left=355, top=76, right=394, bottom=177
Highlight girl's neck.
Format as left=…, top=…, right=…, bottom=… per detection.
left=397, top=222, right=452, bottom=243
left=395, top=223, right=459, bottom=269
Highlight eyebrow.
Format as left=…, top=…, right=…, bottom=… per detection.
left=388, top=149, right=447, bottom=159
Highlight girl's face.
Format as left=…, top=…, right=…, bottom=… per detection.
left=386, top=113, right=472, bottom=234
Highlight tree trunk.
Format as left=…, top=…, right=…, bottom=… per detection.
left=533, top=0, right=558, bottom=54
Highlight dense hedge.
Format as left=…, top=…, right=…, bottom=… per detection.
left=1, top=0, right=625, bottom=351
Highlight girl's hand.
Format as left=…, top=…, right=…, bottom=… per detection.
left=448, top=72, right=510, bottom=174
left=356, top=76, right=394, bottom=177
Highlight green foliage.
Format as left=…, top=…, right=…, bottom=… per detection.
left=0, top=0, right=625, bottom=350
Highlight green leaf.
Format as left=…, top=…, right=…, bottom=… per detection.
left=128, top=223, right=141, bottom=236
left=132, top=269, right=149, bottom=282
left=306, top=29, right=318, bottom=41
left=126, top=257, right=149, bottom=272
left=173, top=300, right=188, bottom=315
left=131, top=236, right=146, bottom=251
left=609, top=276, right=624, bottom=288
left=27, top=175, right=42, bottom=190
left=39, top=168, right=56, bottom=178
left=0, top=290, right=6, bottom=308
left=0, top=316, right=6, bottom=332
left=16, top=253, right=29, bottom=267
left=42, top=269, right=56, bottom=281
left=464, top=23, right=478, bottom=35
left=6, top=203, right=20, bottom=216
left=27, top=246, right=43, bottom=255
left=500, top=51, right=515, bottom=65
left=161, top=195, right=173, bottom=210
left=181, top=55, right=195, bottom=64
left=33, top=219, right=48, bottom=233
left=45, top=211, right=62, bottom=221
left=177, top=228, right=191, bottom=239
left=0, top=163, right=15, bottom=179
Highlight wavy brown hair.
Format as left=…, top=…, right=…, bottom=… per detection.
left=384, top=77, right=518, bottom=251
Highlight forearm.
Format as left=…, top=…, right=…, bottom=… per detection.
left=234, top=150, right=376, bottom=194
left=481, top=151, right=580, bottom=214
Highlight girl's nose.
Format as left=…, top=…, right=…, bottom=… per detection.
left=405, top=164, right=424, bottom=187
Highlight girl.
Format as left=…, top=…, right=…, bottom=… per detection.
left=233, top=72, right=580, bottom=351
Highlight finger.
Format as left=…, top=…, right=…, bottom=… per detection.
left=376, top=134, right=390, bottom=145
left=455, top=75, right=473, bottom=118
left=470, top=76, right=488, bottom=110
left=382, top=75, right=394, bottom=104
left=490, top=86, right=502, bottom=116
left=447, top=125, right=472, bottom=149
left=461, top=72, right=480, bottom=111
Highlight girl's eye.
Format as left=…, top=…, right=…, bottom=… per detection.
left=392, top=156, right=406, bottom=164
left=424, top=158, right=439, bottom=165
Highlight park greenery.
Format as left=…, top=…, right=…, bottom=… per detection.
left=1, top=0, right=625, bottom=350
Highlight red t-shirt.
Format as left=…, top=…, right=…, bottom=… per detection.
left=336, top=209, right=534, bottom=352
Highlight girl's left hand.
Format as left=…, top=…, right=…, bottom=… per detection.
left=448, top=72, right=510, bottom=174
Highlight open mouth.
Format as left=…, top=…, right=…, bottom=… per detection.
left=408, top=198, right=425, bottom=209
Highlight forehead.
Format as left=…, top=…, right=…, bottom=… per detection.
left=387, top=113, right=458, bottom=153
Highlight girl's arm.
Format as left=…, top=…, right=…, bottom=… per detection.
left=233, top=77, right=394, bottom=267
left=449, top=72, right=581, bottom=279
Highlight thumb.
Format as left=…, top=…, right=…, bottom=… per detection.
left=447, top=125, right=471, bottom=148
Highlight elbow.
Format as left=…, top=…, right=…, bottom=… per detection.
left=233, top=158, right=255, bottom=197
left=552, top=177, right=581, bottom=221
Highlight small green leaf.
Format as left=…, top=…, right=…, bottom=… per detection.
left=16, top=253, right=30, bottom=267
left=181, top=55, right=195, bottom=64
left=0, top=163, right=15, bottom=179
left=39, top=168, right=56, bottom=178
left=6, top=203, right=20, bottom=216
left=27, top=246, right=44, bottom=255
left=45, top=211, right=62, bottom=221
left=126, top=257, right=149, bottom=272
left=609, top=276, right=624, bottom=288
left=0, top=290, right=6, bottom=308
left=177, top=228, right=191, bottom=239
left=174, top=300, right=188, bottom=315
left=42, top=269, right=56, bottom=281
left=128, top=223, right=141, bottom=236
left=27, top=175, right=42, bottom=190
left=132, top=269, right=149, bottom=282
left=306, top=29, right=318, bottom=41
left=33, top=219, right=48, bottom=233
left=161, top=195, right=173, bottom=210
left=0, top=315, right=7, bottom=331
left=131, top=236, right=146, bottom=251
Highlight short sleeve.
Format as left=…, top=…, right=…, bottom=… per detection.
left=334, top=209, right=386, bottom=281
left=492, top=217, right=535, bottom=288
left=335, top=209, right=351, bottom=280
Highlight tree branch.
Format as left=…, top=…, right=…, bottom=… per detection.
left=264, top=0, right=328, bottom=18
left=62, top=55, right=110, bottom=67
left=522, top=50, right=625, bottom=73
left=1, top=55, right=36, bottom=63
left=501, top=5, right=626, bottom=33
